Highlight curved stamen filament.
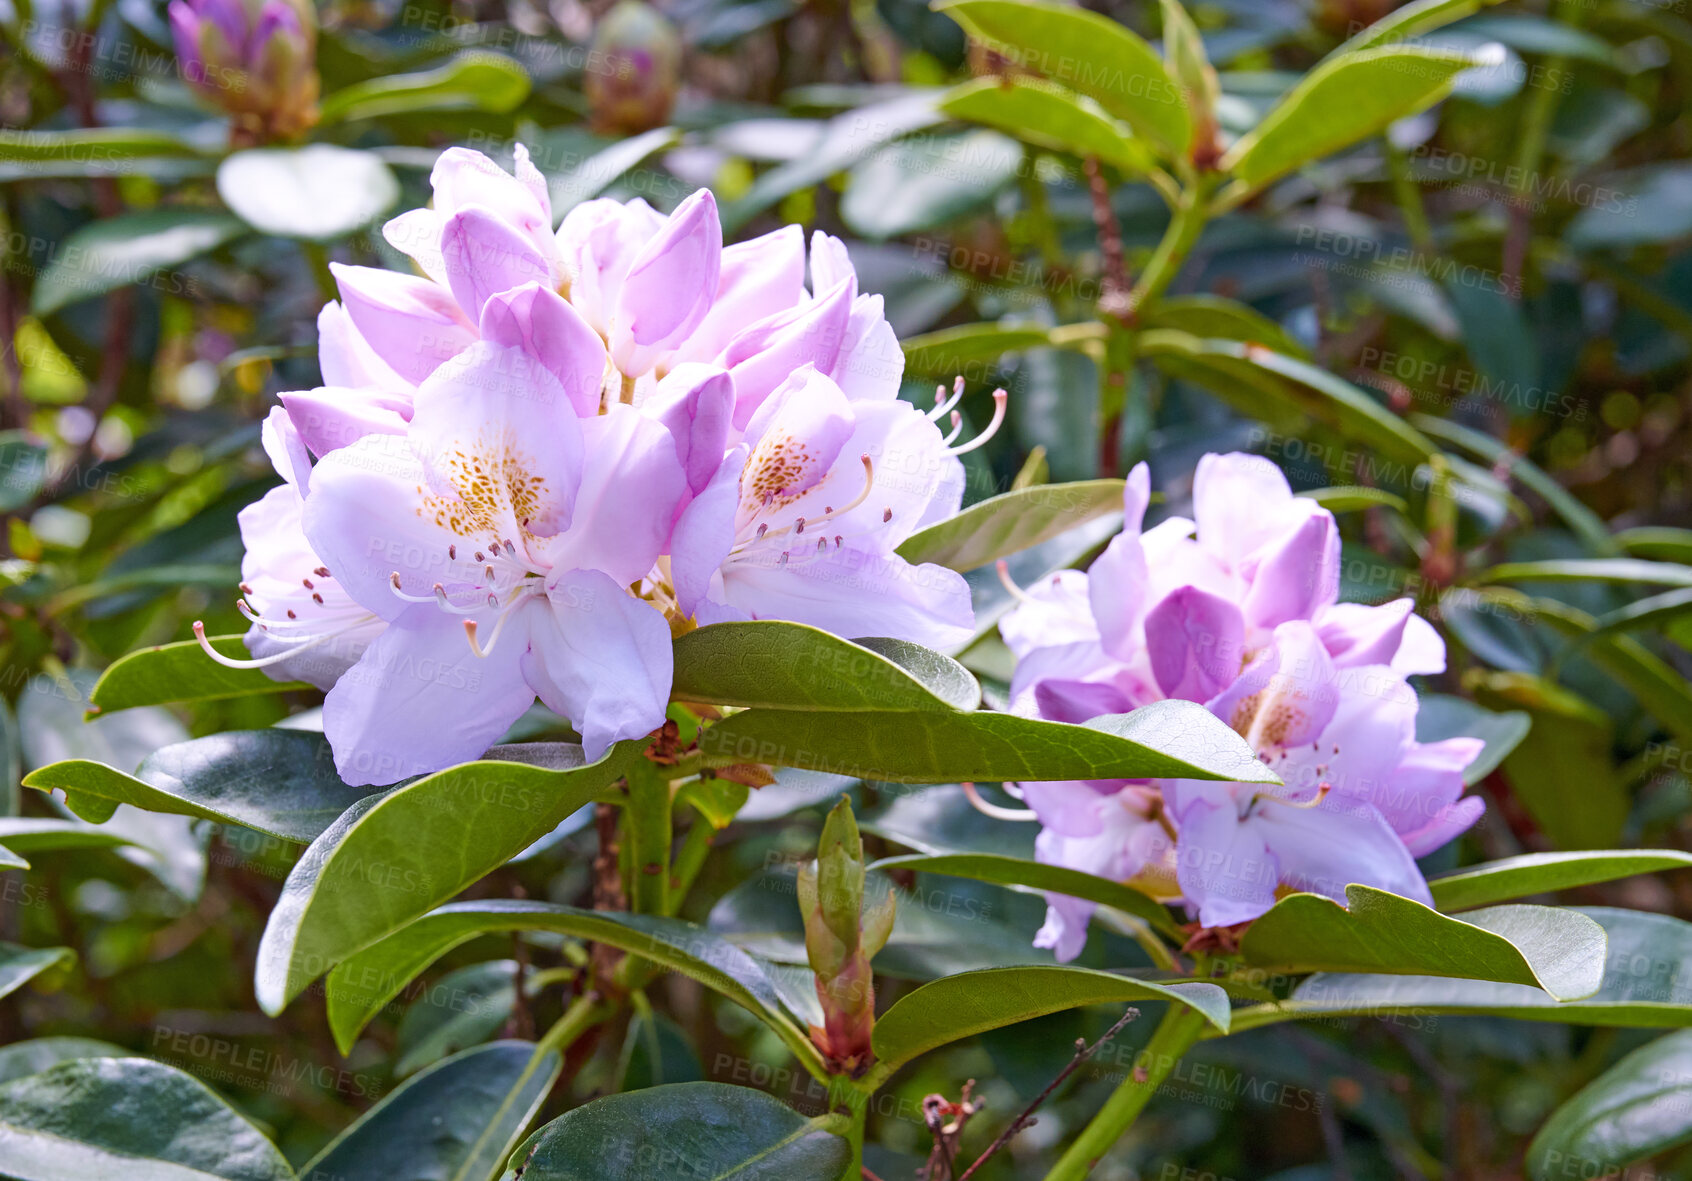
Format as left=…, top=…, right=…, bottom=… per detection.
left=739, top=455, right=877, bottom=552
left=961, top=780, right=1038, bottom=821
left=1255, top=781, right=1332, bottom=811
left=941, top=410, right=964, bottom=447
left=193, top=620, right=349, bottom=669
left=995, top=559, right=1034, bottom=605
left=927, top=375, right=966, bottom=423
left=949, top=388, right=1008, bottom=456
left=463, top=611, right=516, bottom=659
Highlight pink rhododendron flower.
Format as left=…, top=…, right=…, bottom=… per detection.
left=1001, top=453, right=1483, bottom=957
left=202, top=145, right=983, bottom=784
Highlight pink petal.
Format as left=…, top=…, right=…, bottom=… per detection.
left=1145, top=585, right=1247, bottom=703
left=612, top=188, right=723, bottom=374
left=330, top=263, right=475, bottom=386
left=478, top=282, right=606, bottom=419
left=441, top=205, right=553, bottom=321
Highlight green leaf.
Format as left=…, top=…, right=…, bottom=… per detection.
left=1527, top=1029, right=1692, bottom=1181
left=700, top=699, right=1279, bottom=785
left=88, top=635, right=311, bottom=714
left=0, top=818, right=138, bottom=872
left=1336, top=0, right=1508, bottom=55
left=935, top=0, right=1189, bottom=154
left=1431, top=851, right=1692, bottom=913
left=1619, top=527, right=1692, bottom=563
left=1592, top=587, right=1692, bottom=638
left=1221, top=45, right=1477, bottom=193
left=547, top=127, right=682, bottom=217
left=896, top=479, right=1125, bottom=573
left=865, top=967, right=1228, bottom=1086
left=938, top=77, right=1151, bottom=175
left=1137, top=294, right=1311, bottom=360
left=25, top=731, right=375, bottom=842
left=671, top=622, right=979, bottom=712
left=0, top=1039, right=127, bottom=1086
left=1297, top=485, right=1410, bottom=515
left=721, top=91, right=944, bottom=233
left=509, top=1083, right=850, bottom=1181
left=0, top=433, right=47, bottom=515
left=1141, top=333, right=1437, bottom=466
left=255, top=742, right=638, bottom=1016
left=1479, top=559, right=1692, bottom=589
left=0, top=943, right=74, bottom=1001
left=319, top=51, right=532, bottom=123
left=324, top=900, right=821, bottom=1074
left=1231, top=907, right=1692, bottom=1032
left=1468, top=672, right=1628, bottom=851
left=869, top=851, right=1181, bottom=937
left=1239, top=886, right=1605, bottom=1000
left=393, top=961, right=517, bottom=1077
left=217, top=146, right=400, bottom=241
left=0, top=127, right=206, bottom=164
left=301, top=1041, right=557, bottom=1181
left=841, top=129, right=1022, bottom=240
left=901, top=322, right=1059, bottom=378
left=29, top=210, right=246, bottom=317
left=0, top=1057, right=293, bottom=1181
left=1414, top=692, right=1530, bottom=785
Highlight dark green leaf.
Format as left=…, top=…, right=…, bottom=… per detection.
left=866, top=967, right=1228, bottom=1085
left=255, top=743, right=638, bottom=1015
left=901, top=322, right=1059, bottom=377
left=841, top=130, right=1021, bottom=240
left=88, top=635, right=311, bottom=714
left=1238, top=886, right=1605, bottom=1000
left=217, top=146, right=400, bottom=241
left=393, top=961, right=517, bottom=1077
left=0, top=1057, right=293, bottom=1181
left=701, top=699, right=1279, bottom=786
left=0, top=434, right=48, bottom=514
left=0, top=943, right=74, bottom=1001
left=671, top=622, right=980, bottom=711
left=1137, top=294, right=1310, bottom=360
left=869, top=851, right=1180, bottom=937
left=301, top=1041, right=557, bottom=1181
left=510, top=1083, right=850, bottom=1181
left=0, top=1039, right=126, bottom=1086
left=1480, top=559, right=1692, bottom=589
left=896, top=479, right=1125, bottom=572
left=25, top=730, right=374, bottom=843
left=1527, top=1029, right=1692, bottom=1181
left=29, top=211, right=246, bottom=317
left=1618, top=527, right=1692, bottom=563
left=1431, top=851, right=1692, bottom=912
left=324, top=900, right=820, bottom=1073
left=1336, top=0, right=1507, bottom=54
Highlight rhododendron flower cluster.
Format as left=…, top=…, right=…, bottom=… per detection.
left=205, top=146, right=988, bottom=785
left=1000, top=454, right=1484, bottom=957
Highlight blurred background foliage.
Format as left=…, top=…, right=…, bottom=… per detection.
left=4, top=0, right=1692, bottom=1176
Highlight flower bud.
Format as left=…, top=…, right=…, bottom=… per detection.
left=797, top=796, right=892, bottom=1077
left=584, top=0, right=682, bottom=135
left=169, top=0, right=320, bottom=143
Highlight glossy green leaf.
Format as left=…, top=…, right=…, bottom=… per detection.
left=29, top=210, right=246, bottom=316
left=0, top=1039, right=126, bottom=1086
left=1527, top=1029, right=1692, bottom=1181
left=865, top=967, right=1228, bottom=1086
left=901, top=322, right=1058, bottom=377
left=1138, top=294, right=1310, bottom=360
left=324, top=900, right=821, bottom=1074
left=1239, top=886, right=1605, bottom=1000
left=301, top=1041, right=557, bottom=1181
left=935, top=0, right=1189, bottom=154
left=896, top=479, right=1125, bottom=573
left=0, top=1057, right=293, bottom=1181
left=25, top=731, right=373, bottom=842
left=0, top=943, right=74, bottom=1001
left=1431, top=851, right=1692, bottom=912
left=1480, top=559, right=1692, bottom=589
left=1297, top=486, right=1410, bottom=514
left=218, top=146, right=400, bottom=241
left=700, top=699, right=1278, bottom=786
left=319, top=52, right=532, bottom=123
left=870, top=851, right=1178, bottom=936
left=0, top=434, right=46, bottom=517
left=1592, top=587, right=1692, bottom=638
left=393, top=960, right=518, bottom=1077
left=1222, top=45, right=1476, bottom=193
left=1141, top=333, right=1437, bottom=466
left=671, top=622, right=979, bottom=711
left=88, top=635, right=311, bottom=713
left=1618, top=527, right=1692, bottom=563
left=841, top=129, right=1021, bottom=240
left=938, top=77, right=1151, bottom=175
left=0, top=818, right=137, bottom=859
left=509, top=1083, right=850, bottom=1181
left=0, top=127, right=206, bottom=163
left=255, top=742, right=638, bottom=1015
left=1231, top=908, right=1692, bottom=1032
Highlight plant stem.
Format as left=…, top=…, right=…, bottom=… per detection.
left=625, top=757, right=672, bottom=915
left=1042, top=1004, right=1208, bottom=1181
left=1126, top=178, right=1212, bottom=316
left=667, top=811, right=716, bottom=913
left=842, top=1084, right=870, bottom=1180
